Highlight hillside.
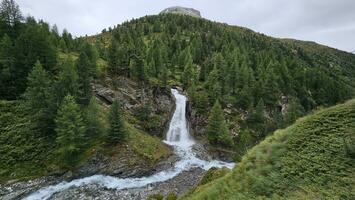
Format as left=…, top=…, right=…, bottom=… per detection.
left=1, top=1, right=355, bottom=199
left=183, top=99, right=355, bottom=199
left=89, top=13, right=355, bottom=158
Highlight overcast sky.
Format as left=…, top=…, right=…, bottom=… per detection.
left=17, top=0, right=355, bottom=52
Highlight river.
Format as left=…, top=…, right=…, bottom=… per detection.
left=24, top=89, right=234, bottom=200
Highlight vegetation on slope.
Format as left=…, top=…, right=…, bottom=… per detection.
left=0, top=0, right=171, bottom=182
left=0, top=97, right=170, bottom=182
left=183, top=99, right=355, bottom=199
left=1, top=0, right=355, bottom=187
left=90, top=13, right=355, bottom=156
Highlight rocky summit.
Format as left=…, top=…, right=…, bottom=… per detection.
left=160, top=6, right=201, bottom=18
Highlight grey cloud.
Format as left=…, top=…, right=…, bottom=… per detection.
left=17, top=0, right=355, bottom=52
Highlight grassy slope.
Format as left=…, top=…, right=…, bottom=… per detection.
left=183, top=99, right=355, bottom=199
left=0, top=99, right=171, bottom=182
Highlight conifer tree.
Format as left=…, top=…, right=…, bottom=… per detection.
left=205, top=67, right=221, bottom=103
left=160, top=64, right=169, bottom=86
left=24, top=60, right=53, bottom=134
left=0, top=34, right=14, bottom=99
left=190, top=36, right=203, bottom=64
left=178, top=47, right=190, bottom=70
left=12, top=19, right=57, bottom=97
left=261, top=63, right=281, bottom=107
left=84, top=97, right=104, bottom=141
left=54, top=59, right=79, bottom=106
left=130, top=55, right=146, bottom=83
left=284, top=97, right=305, bottom=125
left=206, top=100, right=233, bottom=147
left=107, top=38, right=119, bottom=74
left=247, top=99, right=267, bottom=137
left=181, top=52, right=195, bottom=87
left=55, top=95, right=86, bottom=168
left=81, top=42, right=98, bottom=76
left=106, top=100, right=127, bottom=145
left=0, top=0, right=22, bottom=38
left=76, top=52, right=92, bottom=106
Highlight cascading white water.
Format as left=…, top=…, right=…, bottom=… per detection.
left=24, top=89, right=234, bottom=200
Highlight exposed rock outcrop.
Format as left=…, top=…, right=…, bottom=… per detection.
left=160, top=6, right=201, bottom=18
left=92, top=77, right=174, bottom=137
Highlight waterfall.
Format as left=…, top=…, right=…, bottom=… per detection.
left=24, top=89, right=234, bottom=200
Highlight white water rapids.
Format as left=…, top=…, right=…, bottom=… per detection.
left=24, top=89, right=234, bottom=200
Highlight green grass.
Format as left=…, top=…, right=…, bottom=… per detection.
left=0, top=99, right=171, bottom=182
left=127, top=124, right=171, bottom=164
left=0, top=101, right=55, bottom=182
left=183, top=99, right=355, bottom=200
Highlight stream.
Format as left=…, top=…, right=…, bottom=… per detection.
left=23, top=89, right=234, bottom=200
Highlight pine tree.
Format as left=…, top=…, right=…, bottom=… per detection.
left=205, top=67, right=221, bottom=103
left=13, top=19, right=57, bottom=97
left=81, top=42, right=98, bottom=76
left=160, top=64, right=169, bottom=86
left=178, top=47, right=190, bottom=70
left=24, top=60, right=53, bottom=134
left=0, top=0, right=22, bottom=38
left=190, top=36, right=203, bottom=64
left=236, top=85, right=253, bottom=110
left=54, top=59, right=79, bottom=107
left=181, top=52, right=195, bottom=87
left=130, top=55, right=146, bottom=83
left=206, top=100, right=233, bottom=147
left=84, top=97, right=104, bottom=141
left=0, top=34, right=14, bottom=99
left=261, top=62, right=281, bottom=107
left=55, top=95, right=86, bottom=168
left=76, top=52, right=92, bottom=106
left=247, top=99, right=267, bottom=137
left=107, top=38, right=119, bottom=74
left=106, top=100, right=127, bottom=145
left=284, top=97, right=305, bottom=125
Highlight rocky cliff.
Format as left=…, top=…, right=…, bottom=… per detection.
left=160, top=6, right=201, bottom=18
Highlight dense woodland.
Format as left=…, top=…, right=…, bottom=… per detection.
left=96, top=13, right=355, bottom=154
left=0, top=0, right=128, bottom=178
left=0, top=0, right=355, bottom=186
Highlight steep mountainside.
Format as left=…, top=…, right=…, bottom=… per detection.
left=1, top=1, right=355, bottom=198
left=183, top=99, right=355, bottom=199
left=90, top=13, right=355, bottom=158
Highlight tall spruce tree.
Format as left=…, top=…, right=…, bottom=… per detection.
left=81, top=42, right=98, bottom=76
left=0, top=0, right=22, bottom=38
left=181, top=52, right=195, bottom=87
left=24, top=60, right=53, bottom=134
left=55, top=95, right=86, bottom=168
left=13, top=18, right=57, bottom=97
left=0, top=34, right=14, bottom=99
left=54, top=59, right=79, bottom=107
left=76, top=52, right=91, bottom=106
left=106, top=100, right=127, bottom=145
left=206, top=100, right=233, bottom=147
left=205, top=66, right=221, bottom=103
left=107, top=38, right=119, bottom=74
left=84, top=97, right=104, bottom=141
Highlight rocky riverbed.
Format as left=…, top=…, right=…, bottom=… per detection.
left=0, top=144, right=210, bottom=200
left=0, top=85, right=234, bottom=200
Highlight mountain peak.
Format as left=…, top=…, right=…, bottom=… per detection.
left=160, top=6, right=201, bottom=18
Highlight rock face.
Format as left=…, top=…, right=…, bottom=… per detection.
left=160, top=6, right=201, bottom=18
left=92, top=77, right=174, bottom=137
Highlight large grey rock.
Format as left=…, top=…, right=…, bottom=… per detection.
left=160, top=6, right=201, bottom=18
left=92, top=78, right=174, bottom=137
